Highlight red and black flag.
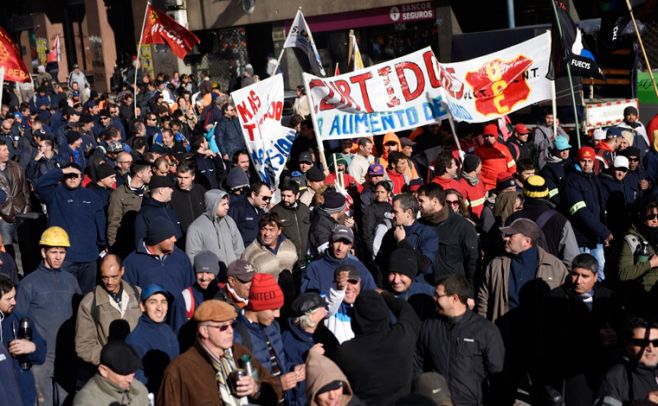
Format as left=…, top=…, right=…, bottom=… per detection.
left=548, top=0, right=605, bottom=79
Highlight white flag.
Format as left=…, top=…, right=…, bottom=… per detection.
left=283, top=10, right=326, bottom=76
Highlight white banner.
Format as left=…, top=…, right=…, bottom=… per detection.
left=303, top=47, right=449, bottom=141
left=303, top=33, right=554, bottom=140
left=231, top=74, right=296, bottom=186
left=439, top=32, right=553, bottom=123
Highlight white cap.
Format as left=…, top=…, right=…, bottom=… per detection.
left=613, top=155, right=629, bottom=169
left=593, top=128, right=606, bottom=140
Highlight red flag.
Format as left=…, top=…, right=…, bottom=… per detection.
left=0, top=26, right=30, bottom=83
left=141, top=4, right=200, bottom=59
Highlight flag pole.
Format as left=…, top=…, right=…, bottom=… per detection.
left=302, top=73, right=329, bottom=172
left=549, top=29, right=558, bottom=137
left=550, top=2, right=581, bottom=148
left=135, top=0, right=150, bottom=118
left=272, top=7, right=301, bottom=76
left=0, top=68, right=5, bottom=108
left=347, top=30, right=355, bottom=70
left=625, top=0, right=658, bottom=99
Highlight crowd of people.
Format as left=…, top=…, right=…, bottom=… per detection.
left=2, top=62, right=658, bottom=406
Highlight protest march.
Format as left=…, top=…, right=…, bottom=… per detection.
left=2, top=0, right=658, bottom=405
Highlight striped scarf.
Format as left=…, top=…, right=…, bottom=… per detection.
left=199, top=341, right=247, bottom=406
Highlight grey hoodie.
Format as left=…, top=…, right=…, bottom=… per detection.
left=185, top=189, right=245, bottom=269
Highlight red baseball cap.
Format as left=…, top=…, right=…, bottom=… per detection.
left=514, top=123, right=529, bottom=135
left=577, top=146, right=595, bottom=160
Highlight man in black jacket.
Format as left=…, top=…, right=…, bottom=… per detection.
left=334, top=290, right=420, bottom=405
left=270, top=182, right=310, bottom=269
left=596, top=317, right=658, bottom=405
left=415, top=274, right=504, bottom=405
left=171, top=161, right=205, bottom=244
left=539, top=254, right=624, bottom=406
left=417, top=183, right=478, bottom=291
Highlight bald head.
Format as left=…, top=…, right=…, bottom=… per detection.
left=100, top=254, right=123, bottom=294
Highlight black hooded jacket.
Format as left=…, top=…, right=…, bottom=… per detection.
left=333, top=291, right=420, bottom=406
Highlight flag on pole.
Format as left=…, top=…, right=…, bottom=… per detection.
left=47, top=34, right=60, bottom=64
left=283, top=9, right=326, bottom=76
left=0, top=27, right=30, bottom=83
left=141, top=4, right=200, bottom=59
left=349, top=33, right=364, bottom=71
left=548, top=0, right=604, bottom=79
left=598, top=0, right=631, bottom=52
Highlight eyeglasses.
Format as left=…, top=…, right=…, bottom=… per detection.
left=433, top=293, right=448, bottom=300
left=205, top=323, right=232, bottom=332
left=446, top=200, right=460, bottom=206
left=646, top=213, right=658, bottom=221
left=630, top=338, right=658, bottom=347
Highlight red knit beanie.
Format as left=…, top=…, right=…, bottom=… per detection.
left=247, top=273, right=284, bottom=311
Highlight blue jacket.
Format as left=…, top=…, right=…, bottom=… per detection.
left=0, top=344, right=21, bottom=406
left=123, top=243, right=194, bottom=299
left=233, top=314, right=292, bottom=403
left=56, top=144, right=87, bottom=169
left=301, top=253, right=376, bottom=296
left=562, top=165, right=611, bottom=247
left=215, top=116, right=246, bottom=160
left=14, top=263, right=81, bottom=350
left=126, top=314, right=179, bottom=394
left=0, top=311, right=47, bottom=406
left=35, top=168, right=106, bottom=261
left=281, top=319, right=339, bottom=406
left=133, top=196, right=183, bottom=249
left=228, top=196, right=263, bottom=247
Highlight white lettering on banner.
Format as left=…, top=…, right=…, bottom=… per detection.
left=150, top=23, right=185, bottom=47
left=303, top=32, right=553, bottom=137
left=571, top=60, right=591, bottom=69
left=231, top=74, right=296, bottom=186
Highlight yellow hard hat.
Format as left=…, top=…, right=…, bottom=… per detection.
left=39, top=226, right=71, bottom=247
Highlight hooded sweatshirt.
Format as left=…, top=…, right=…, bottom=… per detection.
left=333, top=291, right=420, bottom=405
left=185, top=189, right=245, bottom=270
left=305, top=351, right=353, bottom=406
left=379, top=132, right=402, bottom=169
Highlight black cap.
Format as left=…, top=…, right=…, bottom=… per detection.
left=99, top=109, right=111, bottom=118
left=298, top=151, right=313, bottom=164
left=306, top=166, right=324, bottom=182
left=65, top=131, right=82, bottom=144
left=100, top=341, right=142, bottom=375
left=95, top=163, right=115, bottom=181
left=290, top=292, right=326, bottom=317
left=80, top=113, right=94, bottom=124
left=149, top=175, right=174, bottom=190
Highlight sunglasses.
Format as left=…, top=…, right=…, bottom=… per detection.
left=446, top=200, right=460, bottom=206
left=206, top=323, right=232, bottom=332
left=646, top=214, right=658, bottom=221
left=628, top=157, right=640, bottom=162
left=630, top=338, right=658, bottom=347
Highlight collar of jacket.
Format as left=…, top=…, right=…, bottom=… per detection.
left=287, top=318, right=315, bottom=343
left=92, top=373, right=136, bottom=398
left=422, top=205, right=450, bottom=225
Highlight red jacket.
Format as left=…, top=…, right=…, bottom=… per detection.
left=431, top=175, right=466, bottom=196
left=475, top=142, right=516, bottom=191
left=386, top=169, right=406, bottom=195
left=458, top=177, right=486, bottom=219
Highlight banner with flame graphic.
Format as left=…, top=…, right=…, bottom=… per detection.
left=439, top=32, right=553, bottom=123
